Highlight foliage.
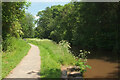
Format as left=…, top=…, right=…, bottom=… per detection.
left=2, top=37, right=30, bottom=78
left=27, top=39, right=76, bottom=78
left=2, top=36, right=18, bottom=51
left=59, top=40, right=71, bottom=49
left=59, top=40, right=91, bottom=73
left=34, top=5, right=63, bottom=40
left=10, top=21, right=23, bottom=38
left=59, top=40, right=71, bottom=53
left=2, top=2, right=35, bottom=51
left=20, top=13, right=35, bottom=38
left=75, top=50, right=91, bottom=73
left=35, top=2, right=120, bottom=52
left=2, top=2, right=31, bottom=39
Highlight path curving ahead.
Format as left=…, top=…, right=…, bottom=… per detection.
left=6, top=44, right=41, bottom=78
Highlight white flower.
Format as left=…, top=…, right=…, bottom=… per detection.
left=80, top=53, right=83, bottom=55
left=88, top=51, right=90, bottom=54
left=80, top=50, right=82, bottom=52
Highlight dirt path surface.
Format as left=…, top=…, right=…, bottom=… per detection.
left=6, top=44, right=41, bottom=78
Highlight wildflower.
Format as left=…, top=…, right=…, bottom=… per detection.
left=88, top=51, right=90, bottom=54
left=80, top=52, right=83, bottom=54
left=80, top=50, right=82, bottom=52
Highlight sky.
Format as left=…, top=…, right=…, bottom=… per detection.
left=26, top=2, right=70, bottom=20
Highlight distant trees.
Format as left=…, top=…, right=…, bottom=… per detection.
left=35, top=2, right=120, bottom=52
left=20, top=13, right=35, bottom=38
left=35, top=5, right=63, bottom=40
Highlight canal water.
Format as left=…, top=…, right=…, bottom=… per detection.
left=71, top=46, right=119, bottom=78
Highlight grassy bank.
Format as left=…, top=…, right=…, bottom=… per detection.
left=0, top=54, right=1, bottom=80
left=27, top=39, right=76, bottom=78
left=2, top=37, right=31, bottom=78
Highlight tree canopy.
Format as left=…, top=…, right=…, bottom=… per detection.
left=35, top=2, right=120, bottom=52
left=2, top=2, right=120, bottom=52
left=20, top=13, right=35, bottom=38
left=2, top=2, right=31, bottom=39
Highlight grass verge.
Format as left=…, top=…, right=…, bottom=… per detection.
left=27, top=38, right=76, bottom=78
left=0, top=53, right=1, bottom=80
left=2, top=37, right=31, bottom=78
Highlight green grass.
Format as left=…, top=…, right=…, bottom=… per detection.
left=0, top=54, right=1, bottom=80
left=27, top=38, right=76, bottom=78
left=2, top=37, right=31, bottom=78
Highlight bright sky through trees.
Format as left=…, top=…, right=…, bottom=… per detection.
left=26, top=2, right=70, bottom=19
left=26, top=2, right=70, bottom=27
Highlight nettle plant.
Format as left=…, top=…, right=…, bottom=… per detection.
left=59, top=40, right=91, bottom=73
left=59, top=40, right=71, bottom=53
left=75, top=50, right=91, bottom=73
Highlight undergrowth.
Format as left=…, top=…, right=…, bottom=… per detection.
left=27, top=39, right=76, bottom=78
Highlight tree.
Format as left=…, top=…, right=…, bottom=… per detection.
left=2, top=2, right=31, bottom=51
left=35, top=2, right=120, bottom=51
left=20, top=13, right=35, bottom=38
left=2, top=2, right=30, bottom=39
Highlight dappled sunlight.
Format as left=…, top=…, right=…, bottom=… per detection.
left=27, top=38, right=51, bottom=42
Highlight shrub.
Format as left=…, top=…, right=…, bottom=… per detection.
left=75, top=50, right=91, bottom=73
left=2, top=36, right=17, bottom=51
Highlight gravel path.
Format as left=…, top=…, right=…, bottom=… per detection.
left=6, top=44, right=41, bottom=78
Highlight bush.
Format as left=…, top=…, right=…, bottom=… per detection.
left=75, top=50, right=91, bottom=73
left=2, top=37, right=17, bottom=51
